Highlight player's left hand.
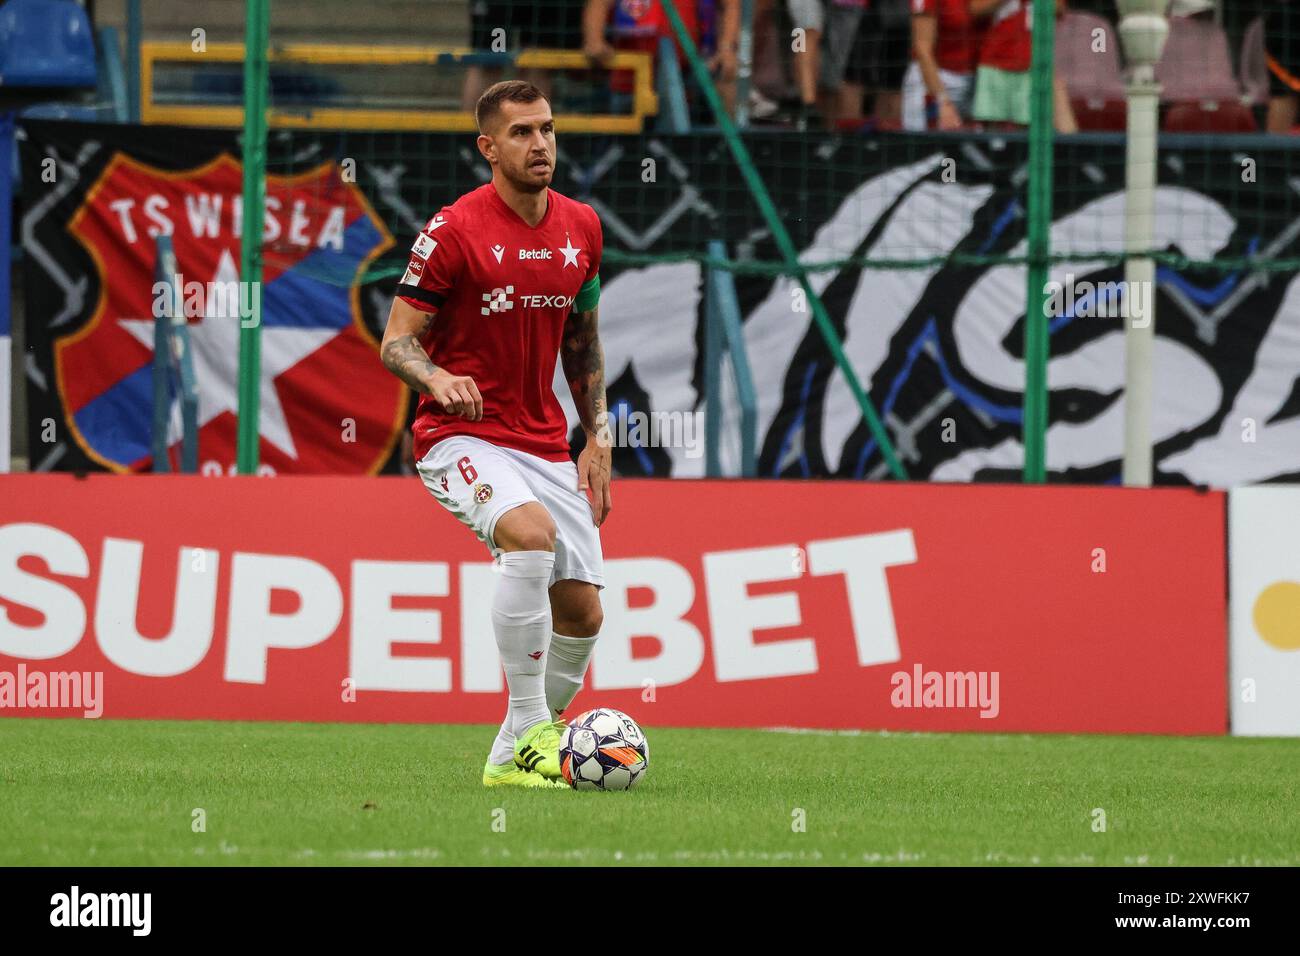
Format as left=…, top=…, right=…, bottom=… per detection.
left=577, top=427, right=613, bottom=527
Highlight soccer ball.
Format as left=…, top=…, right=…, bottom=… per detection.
left=559, top=708, right=649, bottom=791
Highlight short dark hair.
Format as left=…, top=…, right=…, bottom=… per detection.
left=475, top=80, right=549, bottom=133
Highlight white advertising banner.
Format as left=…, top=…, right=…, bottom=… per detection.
left=1230, top=486, right=1300, bottom=736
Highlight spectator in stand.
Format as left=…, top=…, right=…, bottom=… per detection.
left=785, top=0, right=830, bottom=128
left=1263, top=1, right=1300, bottom=133
left=903, top=0, right=990, bottom=130
left=702, top=0, right=742, bottom=114
left=789, top=0, right=911, bottom=130
left=583, top=0, right=740, bottom=116
left=969, top=0, right=1076, bottom=133
left=849, top=0, right=912, bottom=128
left=747, top=0, right=786, bottom=120
left=461, top=1, right=586, bottom=112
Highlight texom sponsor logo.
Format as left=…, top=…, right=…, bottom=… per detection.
left=0, top=522, right=916, bottom=693
left=480, top=288, right=574, bottom=313
left=50, top=886, right=151, bottom=936
left=518, top=294, right=575, bottom=309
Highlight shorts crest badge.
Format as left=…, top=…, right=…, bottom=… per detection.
left=473, top=482, right=493, bottom=503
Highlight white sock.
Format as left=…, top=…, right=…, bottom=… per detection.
left=492, top=550, right=556, bottom=739
left=488, top=704, right=515, bottom=767
left=493, top=633, right=596, bottom=763
left=547, top=632, right=598, bottom=721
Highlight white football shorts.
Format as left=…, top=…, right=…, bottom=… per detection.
left=416, top=435, right=605, bottom=588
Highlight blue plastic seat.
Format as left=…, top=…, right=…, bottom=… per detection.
left=0, top=0, right=97, bottom=87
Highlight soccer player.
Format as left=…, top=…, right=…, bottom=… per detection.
left=380, top=81, right=611, bottom=789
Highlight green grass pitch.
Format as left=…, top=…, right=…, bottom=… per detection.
left=2, top=719, right=1297, bottom=866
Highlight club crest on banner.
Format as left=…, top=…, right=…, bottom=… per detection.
left=56, top=153, right=404, bottom=473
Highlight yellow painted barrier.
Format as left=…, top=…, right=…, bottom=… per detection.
left=140, top=43, right=659, bottom=133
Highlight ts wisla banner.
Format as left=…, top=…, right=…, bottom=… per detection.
left=21, top=121, right=405, bottom=475
left=0, top=476, right=1226, bottom=733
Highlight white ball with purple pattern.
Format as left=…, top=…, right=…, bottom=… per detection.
left=559, top=708, right=649, bottom=791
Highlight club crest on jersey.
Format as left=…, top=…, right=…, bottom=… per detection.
left=474, top=482, right=493, bottom=503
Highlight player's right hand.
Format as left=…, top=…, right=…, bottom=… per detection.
left=429, top=369, right=483, bottom=421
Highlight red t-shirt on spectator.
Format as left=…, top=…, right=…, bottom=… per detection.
left=978, top=0, right=1032, bottom=73
left=609, top=0, right=701, bottom=94
left=914, top=0, right=987, bottom=75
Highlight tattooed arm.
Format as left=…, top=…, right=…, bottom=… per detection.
left=381, top=297, right=482, bottom=420
left=563, top=305, right=612, bottom=526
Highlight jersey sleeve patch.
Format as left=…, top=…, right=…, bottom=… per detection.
left=412, top=232, right=438, bottom=260
left=396, top=206, right=463, bottom=311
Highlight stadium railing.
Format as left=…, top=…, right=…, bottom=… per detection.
left=139, top=42, right=661, bottom=134
left=150, top=235, right=199, bottom=474
left=704, top=239, right=757, bottom=477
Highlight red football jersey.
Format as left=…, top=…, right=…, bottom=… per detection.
left=396, top=182, right=603, bottom=463
left=913, top=0, right=987, bottom=75
left=978, top=0, right=1032, bottom=73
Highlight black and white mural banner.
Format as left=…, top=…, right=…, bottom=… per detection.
left=22, top=123, right=1300, bottom=483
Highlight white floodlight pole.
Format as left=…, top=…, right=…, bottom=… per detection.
left=1117, top=1, right=1169, bottom=486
